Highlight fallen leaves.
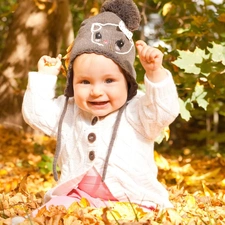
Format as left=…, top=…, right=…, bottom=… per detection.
left=0, top=124, right=225, bottom=224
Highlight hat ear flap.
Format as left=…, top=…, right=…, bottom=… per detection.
left=65, top=63, right=74, bottom=97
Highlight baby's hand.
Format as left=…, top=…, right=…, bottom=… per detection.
left=136, top=40, right=167, bottom=82
left=38, top=54, right=62, bottom=76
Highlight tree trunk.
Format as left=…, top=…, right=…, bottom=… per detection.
left=0, top=0, right=74, bottom=127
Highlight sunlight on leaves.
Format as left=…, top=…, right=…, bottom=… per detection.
left=106, top=202, right=147, bottom=221
left=62, top=40, right=74, bottom=74
left=178, top=98, right=192, bottom=121
left=0, top=125, right=225, bottom=224
left=185, top=195, right=196, bottom=206
left=154, top=151, right=170, bottom=170
left=191, top=82, right=209, bottom=110
left=172, top=47, right=209, bottom=74
left=207, top=42, right=225, bottom=66
left=202, top=182, right=215, bottom=197
left=155, top=126, right=170, bottom=143
left=33, top=0, right=57, bottom=14
left=162, top=2, right=173, bottom=16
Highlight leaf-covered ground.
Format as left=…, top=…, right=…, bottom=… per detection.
left=0, top=124, right=225, bottom=225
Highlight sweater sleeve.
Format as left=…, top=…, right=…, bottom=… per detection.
left=126, top=70, right=180, bottom=141
left=22, top=72, right=67, bottom=137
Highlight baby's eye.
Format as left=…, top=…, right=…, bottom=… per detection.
left=81, top=80, right=90, bottom=84
left=105, top=79, right=113, bottom=83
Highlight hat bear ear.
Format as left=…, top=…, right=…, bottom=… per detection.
left=100, top=0, right=141, bottom=32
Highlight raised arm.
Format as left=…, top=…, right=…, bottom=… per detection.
left=125, top=40, right=180, bottom=140
left=22, top=54, right=66, bottom=136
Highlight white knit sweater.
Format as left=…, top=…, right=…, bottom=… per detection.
left=22, top=71, right=179, bottom=209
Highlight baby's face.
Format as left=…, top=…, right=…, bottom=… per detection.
left=72, top=53, right=128, bottom=118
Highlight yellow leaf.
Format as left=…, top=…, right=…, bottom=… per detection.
left=199, top=167, right=221, bottom=180
left=79, top=197, right=90, bottom=207
left=62, top=41, right=75, bottom=73
left=221, top=178, right=225, bottom=187
left=172, top=163, right=195, bottom=174
left=107, top=202, right=147, bottom=221
left=162, top=2, right=173, bottom=16
left=166, top=208, right=183, bottom=224
left=9, top=193, right=27, bottom=205
left=202, top=182, right=214, bottom=197
left=186, top=168, right=221, bottom=184
left=67, top=197, right=90, bottom=213
left=47, top=0, right=57, bottom=15
left=67, top=201, right=80, bottom=214
left=107, top=209, right=121, bottom=221
left=154, top=151, right=170, bottom=170
left=185, top=195, right=196, bottom=206
left=34, top=0, right=46, bottom=10
left=163, top=126, right=170, bottom=141
left=0, top=169, right=7, bottom=176
left=18, top=174, right=29, bottom=195
left=90, top=7, right=99, bottom=16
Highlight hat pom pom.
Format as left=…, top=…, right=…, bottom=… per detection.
left=100, top=0, right=141, bottom=31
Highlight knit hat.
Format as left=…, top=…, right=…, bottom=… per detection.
left=64, top=0, right=141, bottom=100
left=53, top=0, right=141, bottom=181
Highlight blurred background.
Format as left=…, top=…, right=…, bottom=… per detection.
left=0, top=0, right=225, bottom=155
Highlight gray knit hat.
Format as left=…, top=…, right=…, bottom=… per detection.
left=64, top=0, right=141, bottom=100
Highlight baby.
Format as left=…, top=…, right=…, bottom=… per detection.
left=22, top=0, right=180, bottom=218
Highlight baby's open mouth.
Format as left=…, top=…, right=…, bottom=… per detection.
left=89, top=101, right=109, bottom=105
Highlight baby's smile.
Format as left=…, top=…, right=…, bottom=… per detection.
left=89, top=101, right=109, bottom=105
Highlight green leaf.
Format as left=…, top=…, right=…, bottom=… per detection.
left=37, top=155, right=56, bottom=175
left=191, top=84, right=209, bottom=110
left=178, top=98, right=192, bottom=121
left=207, top=42, right=225, bottom=65
left=173, top=47, right=209, bottom=74
left=196, top=98, right=209, bottom=110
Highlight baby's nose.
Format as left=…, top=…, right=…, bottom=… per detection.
left=90, top=84, right=103, bottom=96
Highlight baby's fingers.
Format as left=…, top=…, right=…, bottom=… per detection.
left=41, top=55, right=61, bottom=67
left=38, top=54, right=62, bottom=76
left=136, top=40, right=147, bottom=59
left=55, top=54, right=62, bottom=67
left=136, top=41, right=160, bottom=63
left=57, top=54, right=62, bottom=60
left=146, top=48, right=162, bottom=64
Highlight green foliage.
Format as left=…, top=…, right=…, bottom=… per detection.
left=141, top=0, right=225, bottom=151
left=155, top=0, right=225, bottom=49
left=37, top=155, right=55, bottom=175
left=34, top=142, right=57, bottom=175
left=0, top=0, right=17, bottom=54
left=173, top=42, right=225, bottom=121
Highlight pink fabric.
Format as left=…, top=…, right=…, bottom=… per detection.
left=75, top=167, right=117, bottom=201
left=32, top=168, right=117, bottom=217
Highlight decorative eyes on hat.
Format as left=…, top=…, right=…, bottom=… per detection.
left=91, top=22, right=134, bottom=55
left=95, top=31, right=125, bottom=50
